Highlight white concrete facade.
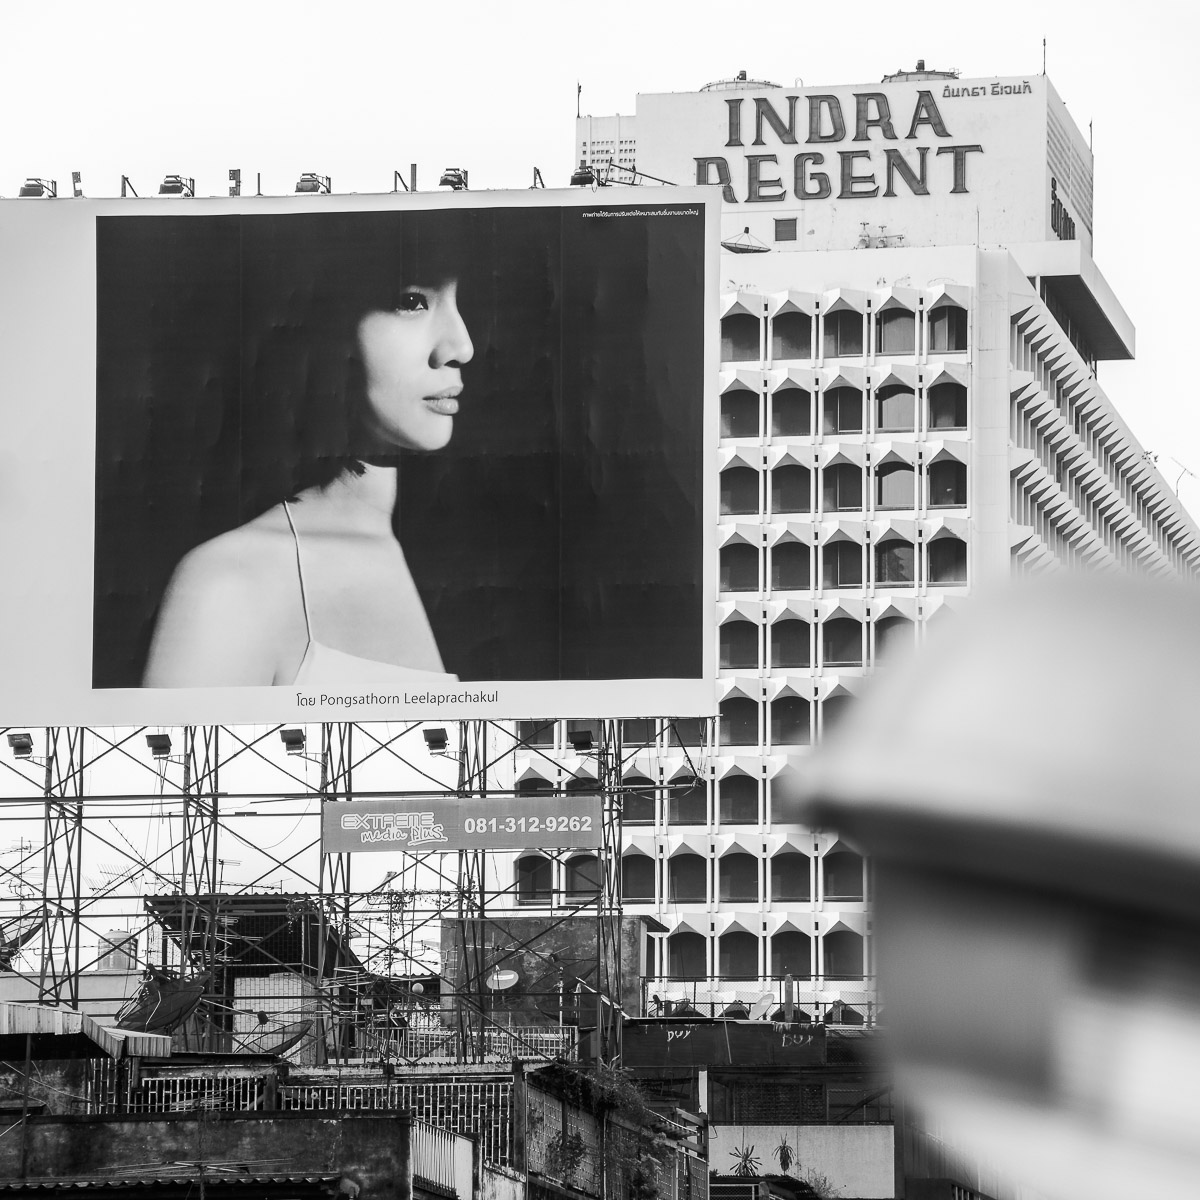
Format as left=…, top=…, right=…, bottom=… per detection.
left=508, top=69, right=1200, bottom=1028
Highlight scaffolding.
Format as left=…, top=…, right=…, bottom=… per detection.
left=0, top=719, right=653, bottom=1066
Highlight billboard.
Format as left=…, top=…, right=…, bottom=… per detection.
left=321, top=794, right=604, bottom=855
left=635, top=74, right=1093, bottom=256
left=0, top=189, right=719, bottom=724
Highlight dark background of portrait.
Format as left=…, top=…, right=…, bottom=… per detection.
left=93, top=203, right=706, bottom=688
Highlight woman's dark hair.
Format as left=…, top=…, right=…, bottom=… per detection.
left=238, top=207, right=486, bottom=509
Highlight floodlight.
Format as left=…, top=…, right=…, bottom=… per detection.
left=423, top=727, right=449, bottom=753
left=438, top=167, right=468, bottom=190
left=146, top=733, right=173, bottom=759
left=7, top=732, right=34, bottom=759
left=295, top=172, right=330, bottom=194
left=567, top=728, right=594, bottom=753
left=570, top=161, right=596, bottom=187
left=158, top=175, right=194, bottom=197
left=18, top=178, right=56, bottom=198
left=280, top=728, right=306, bottom=755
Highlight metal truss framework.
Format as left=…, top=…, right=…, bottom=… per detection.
left=0, top=719, right=669, bottom=1065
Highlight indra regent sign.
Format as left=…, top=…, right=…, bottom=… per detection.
left=696, top=90, right=983, bottom=203
left=321, top=794, right=604, bottom=854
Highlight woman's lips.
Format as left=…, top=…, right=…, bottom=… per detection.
left=424, top=392, right=460, bottom=416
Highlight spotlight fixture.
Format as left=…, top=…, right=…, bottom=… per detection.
left=145, top=733, right=173, bottom=759
left=229, top=168, right=241, bottom=197
left=438, top=167, right=468, bottom=191
left=295, top=172, right=331, bottom=194
left=567, top=728, right=594, bottom=753
left=569, top=161, right=596, bottom=187
left=71, top=172, right=83, bottom=198
left=158, top=175, right=195, bottom=197
left=279, top=728, right=306, bottom=755
left=7, top=732, right=34, bottom=759
left=423, top=727, right=449, bottom=754
left=18, top=178, right=56, bottom=198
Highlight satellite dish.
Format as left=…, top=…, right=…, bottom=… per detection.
left=116, top=971, right=209, bottom=1033
left=485, top=969, right=520, bottom=991
left=0, top=909, right=45, bottom=971
left=238, top=1020, right=313, bottom=1057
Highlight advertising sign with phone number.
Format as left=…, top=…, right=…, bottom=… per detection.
left=321, top=795, right=604, bottom=854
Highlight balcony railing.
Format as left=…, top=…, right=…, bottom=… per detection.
left=412, top=1119, right=474, bottom=1200
left=642, top=975, right=878, bottom=1025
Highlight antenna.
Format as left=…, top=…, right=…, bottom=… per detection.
left=1042, top=38, right=1046, bottom=75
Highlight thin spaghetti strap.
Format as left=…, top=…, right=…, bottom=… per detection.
left=282, top=502, right=314, bottom=644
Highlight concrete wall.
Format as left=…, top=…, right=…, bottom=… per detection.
left=710, top=1123, right=895, bottom=1199
left=0, top=1111, right=411, bottom=1200
left=481, top=1161, right=526, bottom=1200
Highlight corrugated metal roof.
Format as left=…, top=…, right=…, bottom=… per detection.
left=0, top=1002, right=171, bottom=1060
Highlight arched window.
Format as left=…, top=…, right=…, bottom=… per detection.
left=824, top=930, right=864, bottom=980
left=771, top=852, right=810, bottom=902
left=824, top=850, right=864, bottom=901
left=928, top=537, right=967, bottom=584
left=822, top=464, right=862, bottom=512
left=770, top=696, right=810, bottom=746
left=929, top=303, right=968, bottom=353
left=719, top=776, right=758, bottom=824
left=621, top=777, right=655, bottom=825
left=772, top=311, right=812, bottom=360
left=517, top=777, right=553, bottom=795
left=516, top=855, right=552, bottom=904
left=771, top=465, right=811, bottom=514
left=621, top=856, right=655, bottom=901
left=928, top=460, right=967, bottom=507
left=772, top=387, right=812, bottom=437
left=719, top=621, right=758, bottom=670
left=720, top=698, right=759, bottom=747
left=565, top=855, right=601, bottom=900
left=823, top=619, right=863, bottom=666
left=720, top=544, right=758, bottom=592
left=718, top=932, right=759, bottom=980
left=876, top=463, right=915, bottom=509
left=668, top=854, right=707, bottom=903
left=721, top=387, right=759, bottom=438
left=876, top=384, right=916, bottom=431
left=720, top=466, right=759, bottom=515
left=565, top=775, right=597, bottom=793
left=668, top=931, right=707, bottom=980
left=874, top=615, right=913, bottom=660
left=771, top=619, right=810, bottom=669
left=823, top=310, right=863, bottom=357
left=721, top=313, right=760, bottom=362
left=822, top=541, right=862, bottom=588
left=874, top=538, right=915, bottom=586
left=771, top=543, right=810, bottom=591
left=668, top=776, right=707, bottom=825
left=821, top=694, right=854, bottom=737
left=876, top=308, right=916, bottom=355
left=719, top=853, right=758, bottom=902
left=928, top=381, right=967, bottom=429
left=822, top=387, right=862, bottom=434
left=771, top=931, right=812, bottom=979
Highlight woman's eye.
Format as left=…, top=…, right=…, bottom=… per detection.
left=396, top=290, right=429, bottom=313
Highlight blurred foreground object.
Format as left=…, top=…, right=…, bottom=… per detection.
left=802, top=574, right=1200, bottom=1200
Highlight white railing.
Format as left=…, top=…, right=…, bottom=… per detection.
left=412, top=1119, right=474, bottom=1200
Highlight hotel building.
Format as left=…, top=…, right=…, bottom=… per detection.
left=505, top=65, right=1200, bottom=1030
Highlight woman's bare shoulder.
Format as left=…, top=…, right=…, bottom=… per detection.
left=143, top=512, right=304, bottom=687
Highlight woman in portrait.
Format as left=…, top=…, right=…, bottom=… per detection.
left=140, top=211, right=478, bottom=688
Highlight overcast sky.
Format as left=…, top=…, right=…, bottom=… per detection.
left=6, top=0, right=1197, bottom=515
